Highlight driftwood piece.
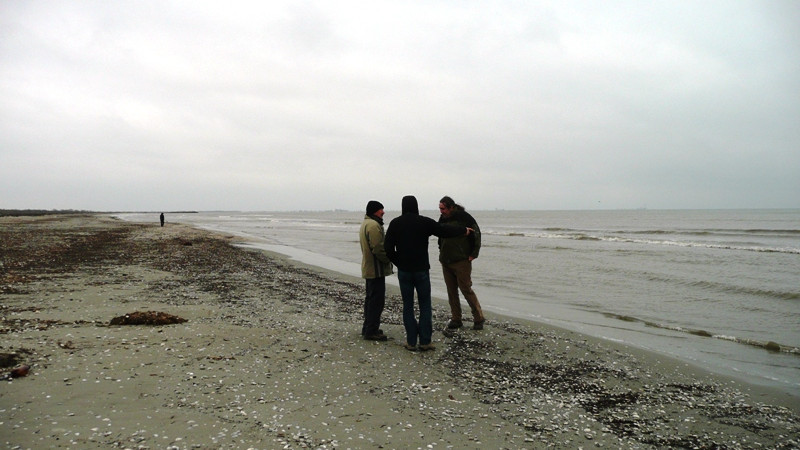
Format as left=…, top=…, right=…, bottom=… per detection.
left=109, top=311, right=187, bottom=326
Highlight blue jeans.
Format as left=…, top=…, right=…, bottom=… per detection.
left=398, top=270, right=432, bottom=346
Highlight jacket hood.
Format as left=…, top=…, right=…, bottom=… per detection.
left=440, top=205, right=466, bottom=222
left=440, top=209, right=465, bottom=223
left=401, top=195, right=419, bottom=215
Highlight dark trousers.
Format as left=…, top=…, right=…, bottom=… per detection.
left=362, top=277, right=386, bottom=336
left=398, top=270, right=432, bottom=346
left=442, top=259, right=484, bottom=323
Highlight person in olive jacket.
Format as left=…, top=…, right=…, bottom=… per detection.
left=360, top=200, right=393, bottom=341
left=384, top=195, right=470, bottom=351
left=438, top=196, right=485, bottom=330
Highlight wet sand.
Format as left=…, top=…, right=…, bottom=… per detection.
left=1, top=214, right=798, bottom=449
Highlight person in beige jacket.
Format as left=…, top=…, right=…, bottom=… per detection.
left=360, top=200, right=393, bottom=341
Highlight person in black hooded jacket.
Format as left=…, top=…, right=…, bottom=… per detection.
left=384, top=195, right=470, bottom=351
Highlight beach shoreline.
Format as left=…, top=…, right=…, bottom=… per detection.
left=2, top=214, right=798, bottom=449
left=118, top=209, right=800, bottom=397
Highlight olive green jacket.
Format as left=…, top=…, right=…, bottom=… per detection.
left=360, top=215, right=393, bottom=279
left=438, top=209, right=481, bottom=264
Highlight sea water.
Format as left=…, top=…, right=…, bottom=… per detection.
left=119, top=209, right=800, bottom=396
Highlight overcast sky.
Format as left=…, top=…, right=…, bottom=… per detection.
left=2, top=1, right=798, bottom=212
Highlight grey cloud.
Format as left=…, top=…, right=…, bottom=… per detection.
left=1, top=0, right=798, bottom=211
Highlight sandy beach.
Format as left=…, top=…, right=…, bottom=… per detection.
left=2, top=215, right=798, bottom=449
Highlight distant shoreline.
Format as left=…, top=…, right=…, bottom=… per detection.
left=0, top=210, right=198, bottom=217
left=4, top=207, right=799, bottom=218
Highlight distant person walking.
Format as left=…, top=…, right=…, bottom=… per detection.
left=160, top=213, right=165, bottom=227
left=359, top=201, right=393, bottom=341
left=384, top=195, right=471, bottom=351
left=438, top=196, right=485, bottom=330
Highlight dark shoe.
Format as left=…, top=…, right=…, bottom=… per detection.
left=404, top=343, right=418, bottom=351
left=365, top=333, right=388, bottom=341
left=419, top=343, right=436, bottom=351
left=446, top=320, right=463, bottom=329
left=472, top=320, right=485, bottom=330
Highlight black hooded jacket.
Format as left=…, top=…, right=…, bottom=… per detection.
left=384, top=196, right=467, bottom=272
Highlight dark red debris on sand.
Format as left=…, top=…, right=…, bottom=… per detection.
left=10, top=365, right=30, bottom=378
left=109, top=311, right=188, bottom=326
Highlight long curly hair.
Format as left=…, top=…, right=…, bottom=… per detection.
left=440, top=195, right=465, bottom=212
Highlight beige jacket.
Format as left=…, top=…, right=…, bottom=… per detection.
left=360, top=215, right=393, bottom=279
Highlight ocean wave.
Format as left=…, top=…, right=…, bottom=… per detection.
left=483, top=229, right=800, bottom=255
left=535, top=227, right=800, bottom=236
left=602, top=313, right=800, bottom=356
left=695, top=281, right=800, bottom=301
left=594, top=236, right=797, bottom=254
left=634, top=272, right=800, bottom=302
left=616, top=228, right=800, bottom=237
